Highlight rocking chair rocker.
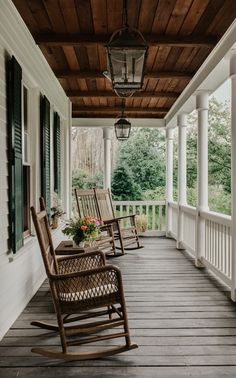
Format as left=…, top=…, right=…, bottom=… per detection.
left=30, top=201, right=137, bottom=360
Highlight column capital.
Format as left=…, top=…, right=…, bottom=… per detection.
left=103, top=127, right=113, bottom=140
left=166, top=128, right=174, bottom=140
left=196, top=90, right=209, bottom=111
left=177, top=113, right=188, bottom=128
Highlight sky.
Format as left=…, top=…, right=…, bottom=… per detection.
left=211, top=79, right=231, bottom=104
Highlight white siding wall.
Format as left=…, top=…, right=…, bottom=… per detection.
left=0, top=0, right=71, bottom=339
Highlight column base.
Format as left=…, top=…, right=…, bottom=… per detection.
left=195, top=258, right=204, bottom=268
left=231, top=289, right=236, bottom=302
left=166, top=231, right=173, bottom=239
left=176, top=241, right=185, bottom=250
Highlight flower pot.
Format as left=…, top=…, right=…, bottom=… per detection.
left=52, top=216, right=60, bottom=229
left=73, top=240, right=85, bottom=248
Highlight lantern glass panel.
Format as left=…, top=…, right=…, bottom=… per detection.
left=109, top=48, right=146, bottom=90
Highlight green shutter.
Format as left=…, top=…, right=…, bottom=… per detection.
left=40, top=95, right=51, bottom=217
left=8, top=56, right=23, bottom=253
left=53, top=112, right=61, bottom=197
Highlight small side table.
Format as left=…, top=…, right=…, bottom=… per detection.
left=55, top=241, right=96, bottom=256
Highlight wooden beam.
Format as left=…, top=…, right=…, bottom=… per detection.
left=35, top=33, right=217, bottom=48
left=67, top=90, right=179, bottom=99
left=72, top=114, right=165, bottom=119
left=56, top=70, right=192, bottom=80
left=72, top=106, right=169, bottom=114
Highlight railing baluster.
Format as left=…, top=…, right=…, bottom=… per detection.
left=218, top=223, right=221, bottom=269
left=152, top=205, right=155, bottom=230
left=220, top=224, right=223, bottom=274
left=227, top=226, right=231, bottom=279
left=145, top=205, right=149, bottom=230
left=205, top=220, right=208, bottom=261
left=159, top=205, right=163, bottom=231
left=224, top=226, right=228, bottom=276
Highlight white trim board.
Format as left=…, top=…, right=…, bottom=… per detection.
left=72, top=118, right=165, bottom=128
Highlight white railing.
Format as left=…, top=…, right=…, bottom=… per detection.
left=181, top=205, right=197, bottom=257
left=168, top=201, right=232, bottom=289
left=201, top=210, right=232, bottom=286
left=169, top=201, right=178, bottom=238
left=113, top=200, right=166, bottom=233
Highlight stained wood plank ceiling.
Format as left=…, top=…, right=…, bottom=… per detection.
left=13, top=0, right=236, bottom=119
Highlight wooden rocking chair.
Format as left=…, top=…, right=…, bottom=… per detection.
left=30, top=202, right=138, bottom=360
left=94, top=188, right=142, bottom=255
left=74, top=188, right=116, bottom=256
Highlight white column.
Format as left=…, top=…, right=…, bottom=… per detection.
left=166, top=128, right=174, bottom=237
left=103, top=128, right=112, bottom=189
left=195, top=91, right=209, bottom=267
left=230, top=52, right=236, bottom=300
left=176, top=113, right=187, bottom=249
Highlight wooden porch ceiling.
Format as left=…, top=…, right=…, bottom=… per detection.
left=13, top=0, right=236, bottom=119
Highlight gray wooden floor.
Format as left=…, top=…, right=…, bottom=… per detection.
left=2, top=237, right=236, bottom=377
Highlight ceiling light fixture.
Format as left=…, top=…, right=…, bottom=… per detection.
left=105, top=0, right=148, bottom=98
left=114, top=100, right=131, bottom=140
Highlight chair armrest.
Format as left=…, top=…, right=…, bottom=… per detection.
left=114, top=214, right=136, bottom=221
left=99, top=223, right=113, bottom=231
left=103, top=214, right=135, bottom=223
left=57, top=250, right=106, bottom=274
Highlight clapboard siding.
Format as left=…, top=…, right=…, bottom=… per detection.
left=0, top=0, right=71, bottom=339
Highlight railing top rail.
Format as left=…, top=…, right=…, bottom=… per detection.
left=168, top=201, right=178, bottom=209
left=200, top=209, right=231, bottom=227
left=180, top=204, right=197, bottom=216
left=113, top=200, right=166, bottom=205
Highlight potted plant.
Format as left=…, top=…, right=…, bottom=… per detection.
left=135, top=214, right=148, bottom=234
left=51, top=206, right=65, bottom=229
left=62, top=216, right=103, bottom=247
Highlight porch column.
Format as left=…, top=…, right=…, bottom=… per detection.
left=176, top=113, right=187, bottom=249
left=103, top=127, right=112, bottom=189
left=195, top=91, right=209, bottom=267
left=166, top=128, right=174, bottom=237
left=230, top=52, right=236, bottom=300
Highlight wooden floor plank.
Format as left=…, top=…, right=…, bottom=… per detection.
left=1, top=237, right=236, bottom=376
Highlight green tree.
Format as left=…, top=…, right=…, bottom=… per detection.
left=111, top=166, right=142, bottom=200
left=186, top=97, right=231, bottom=194
left=184, top=97, right=231, bottom=213
left=115, top=128, right=166, bottom=194
left=72, top=168, right=103, bottom=189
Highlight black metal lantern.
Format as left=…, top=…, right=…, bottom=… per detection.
left=105, top=0, right=148, bottom=98
left=114, top=100, right=131, bottom=140
left=114, top=117, right=131, bottom=141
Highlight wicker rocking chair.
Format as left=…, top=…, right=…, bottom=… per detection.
left=30, top=202, right=137, bottom=360
left=74, top=188, right=116, bottom=256
left=94, top=188, right=142, bottom=255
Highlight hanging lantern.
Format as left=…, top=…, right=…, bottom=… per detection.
left=105, top=0, right=148, bottom=98
left=114, top=117, right=131, bottom=141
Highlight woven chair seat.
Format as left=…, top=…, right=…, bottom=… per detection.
left=59, top=283, right=117, bottom=302
left=59, top=283, right=120, bottom=312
